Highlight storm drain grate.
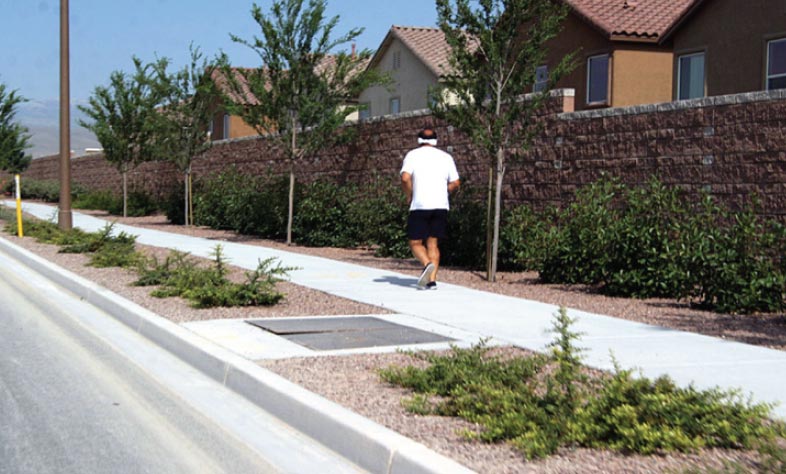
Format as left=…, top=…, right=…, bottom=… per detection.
left=246, top=317, right=454, bottom=351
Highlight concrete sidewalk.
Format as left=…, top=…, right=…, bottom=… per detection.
left=7, top=201, right=786, bottom=419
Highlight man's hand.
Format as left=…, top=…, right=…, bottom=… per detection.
left=448, top=179, right=461, bottom=194
left=401, top=172, right=413, bottom=204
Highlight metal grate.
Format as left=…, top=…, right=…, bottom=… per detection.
left=246, top=317, right=454, bottom=351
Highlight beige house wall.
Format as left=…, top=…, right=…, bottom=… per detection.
left=611, top=47, right=674, bottom=107
left=359, top=37, right=439, bottom=117
left=209, top=110, right=259, bottom=141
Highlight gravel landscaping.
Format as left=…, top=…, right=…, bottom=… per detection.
left=1, top=208, right=781, bottom=473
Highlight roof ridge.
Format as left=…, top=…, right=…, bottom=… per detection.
left=391, top=25, right=442, bottom=31
left=563, top=0, right=702, bottom=43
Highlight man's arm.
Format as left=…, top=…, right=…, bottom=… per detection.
left=448, top=179, right=460, bottom=194
left=401, top=172, right=413, bottom=204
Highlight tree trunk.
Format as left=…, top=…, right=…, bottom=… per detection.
left=489, top=147, right=506, bottom=283
left=183, top=171, right=189, bottom=226
left=122, top=170, right=128, bottom=218
left=485, top=166, right=494, bottom=281
left=287, top=116, right=297, bottom=245
left=189, top=171, right=194, bottom=227
left=287, top=169, right=295, bottom=245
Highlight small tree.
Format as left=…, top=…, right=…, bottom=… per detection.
left=79, top=58, right=163, bottom=217
left=151, top=45, right=220, bottom=226
left=222, top=0, right=386, bottom=244
left=433, top=0, right=574, bottom=281
left=0, top=83, right=32, bottom=175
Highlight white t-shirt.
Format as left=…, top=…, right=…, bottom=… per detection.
left=400, top=145, right=460, bottom=211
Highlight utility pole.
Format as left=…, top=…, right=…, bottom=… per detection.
left=58, top=0, right=73, bottom=230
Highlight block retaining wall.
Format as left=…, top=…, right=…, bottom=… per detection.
left=24, top=88, right=786, bottom=218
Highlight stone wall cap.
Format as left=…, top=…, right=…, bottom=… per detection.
left=559, top=89, right=785, bottom=120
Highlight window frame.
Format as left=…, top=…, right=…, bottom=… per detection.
left=766, top=37, right=786, bottom=91
left=358, top=103, right=371, bottom=120
left=586, top=53, right=611, bottom=106
left=389, top=97, right=401, bottom=115
left=392, top=51, right=402, bottom=71
left=222, top=114, right=230, bottom=140
left=534, top=65, right=549, bottom=93
left=676, top=51, right=706, bottom=100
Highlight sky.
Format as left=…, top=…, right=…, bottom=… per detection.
left=0, top=0, right=439, bottom=156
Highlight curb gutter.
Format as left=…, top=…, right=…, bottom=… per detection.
left=0, top=236, right=475, bottom=474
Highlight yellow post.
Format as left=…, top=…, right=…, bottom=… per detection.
left=15, top=174, right=23, bottom=238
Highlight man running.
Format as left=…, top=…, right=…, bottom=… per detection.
left=400, top=127, right=461, bottom=289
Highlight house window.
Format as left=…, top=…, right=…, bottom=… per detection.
left=534, top=65, right=549, bottom=92
left=392, top=51, right=402, bottom=70
left=359, top=103, right=371, bottom=120
left=767, top=38, right=786, bottom=90
left=586, top=54, right=610, bottom=105
left=677, top=52, right=705, bottom=100
left=223, top=114, right=230, bottom=139
left=389, top=97, right=401, bottom=115
left=532, top=66, right=549, bottom=92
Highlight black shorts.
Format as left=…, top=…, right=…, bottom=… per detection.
left=407, top=209, right=449, bottom=240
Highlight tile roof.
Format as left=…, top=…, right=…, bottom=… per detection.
left=371, top=26, right=452, bottom=77
left=213, top=55, right=368, bottom=105
left=564, top=0, right=704, bottom=42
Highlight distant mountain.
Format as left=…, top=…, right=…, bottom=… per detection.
left=17, top=99, right=101, bottom=158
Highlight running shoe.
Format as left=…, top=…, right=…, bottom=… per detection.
left=417, top=263, right=436, bottom=287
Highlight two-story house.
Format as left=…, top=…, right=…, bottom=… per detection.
left=542, top=0, right=786, bottom=108
left=358, top=26, right=451, bottom=119
left=665, top=0, right=786, bottom=99
left=209, top=54, right=368, bottom=141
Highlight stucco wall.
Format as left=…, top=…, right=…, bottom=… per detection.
left=612, top=47, right=674, bottom=107
left=672, top=0, right=786, bottom=96
left=24, top=89, right=786, bottom=220
left=543, top=12, right=613, bottom=109
left=358, top=37, right=439, bottom=118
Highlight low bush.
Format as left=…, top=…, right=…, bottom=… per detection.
left=72, top=189, right=117, bottom=212
left=381, top=308, right=784, bottom=460
left=57, top=223, right=140, bottom=268
left=439, top=184, right=487, bottom=269
left=185, top=167, right=289, bottom=238
left=522, top=177, right=786, bottom=314
left=293, top=180, right=359, bottom=248
left=74, top=189, right=159, bottom=217
left=135, top=245, right=295, bottom=308
left=8, top=178, right=88, bottom=202
left=3, top=217, right=141, bottom=268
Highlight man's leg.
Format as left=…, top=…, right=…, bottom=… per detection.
left=409, top=239, right=430, bottom=266
left=426, top=237, right=440, bottom=282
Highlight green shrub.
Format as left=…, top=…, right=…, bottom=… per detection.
left=73, top=189, right=118, bottom=212
left=577, top=361, right=777, bottom=455
left=135, top=245, right=294, bottom=308
left=538, top=177, right=624, bottom=285
left=525, top=177, right=786, bottom=314
left=187, top=168, right=289, bottom=238
left=601, top=178, right=688, bottom=298
left=674, top=197, right=786, bottom=314
left=11, top=178, right=88, bottom=202
left=381, top=308, right=782, bottom=460
left=440, top=184, right=487, bottom=268
left=293, top=180, right=358, bottom=247
left=186, top=257, right=294, bottom=308
left=55, top=223, right=140, bottom=268
left=499, top=203, right=558, bottom=272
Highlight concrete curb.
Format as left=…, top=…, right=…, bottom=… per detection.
left=0, top=235, right=474, bottom=474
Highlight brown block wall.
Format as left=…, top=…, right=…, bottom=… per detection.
left=24, top=89, right=786, bottom=219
